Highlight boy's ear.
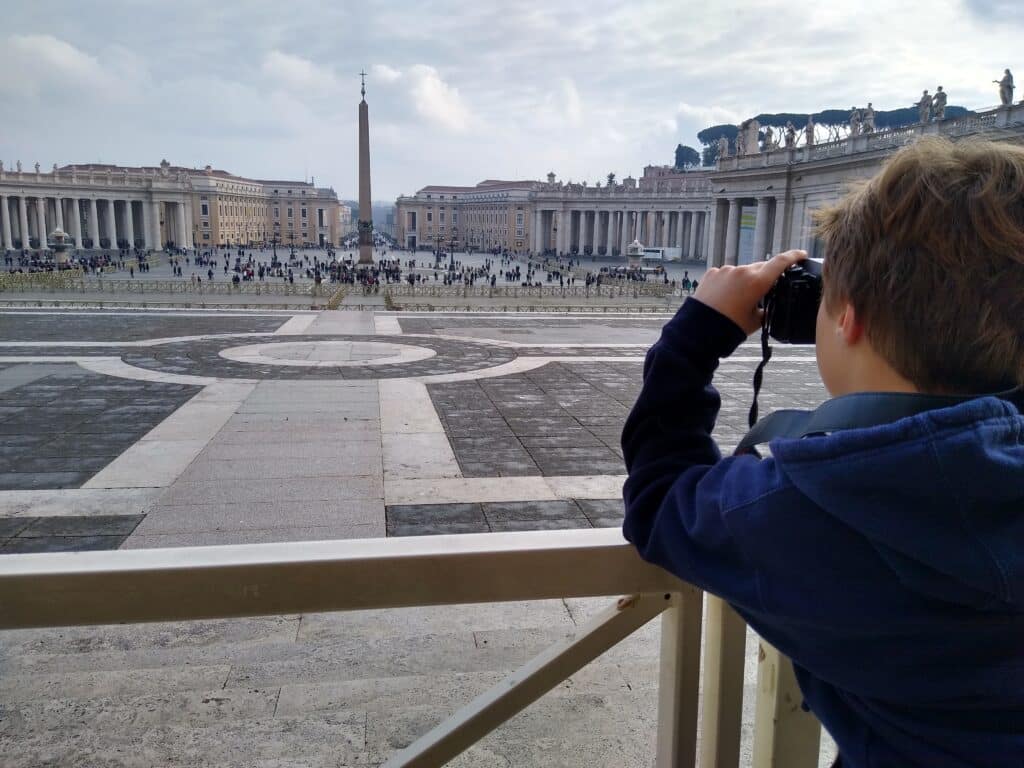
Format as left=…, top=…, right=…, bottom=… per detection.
left=836, top=302, right=864, bottom=346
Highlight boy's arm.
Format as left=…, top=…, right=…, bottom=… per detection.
left=621, top=299, right=763, bottom=601
left=621, top=253, right=804, bottom=605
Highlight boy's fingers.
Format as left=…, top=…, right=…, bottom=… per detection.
left=757, top=250, right=807, bottom=283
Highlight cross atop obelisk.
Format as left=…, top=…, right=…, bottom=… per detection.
left=357, top=70, right=373, bottom=265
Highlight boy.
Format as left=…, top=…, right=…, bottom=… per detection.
left=621, top=137, right=1024, bottom=766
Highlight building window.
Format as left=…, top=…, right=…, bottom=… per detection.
left=440, top=213, right=445, bottom=224
left=516, top=213, right=523, bottom=226
left=201, top=203, right=209, bottom=216
left=301, top=208, right=307, bottom=219
left=426, top=212, right=432, bottom=222
left=287, top=208, right=293, bottom=218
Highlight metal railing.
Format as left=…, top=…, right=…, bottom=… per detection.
left=0, top=528, right=822, bottom=767
left=384, top=282, right=674, bottom=299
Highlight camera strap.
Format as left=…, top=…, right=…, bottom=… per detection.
left=735, top=387, right=1024, bottom=455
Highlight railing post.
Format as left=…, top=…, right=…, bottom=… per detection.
left=751, top=641, right=821, bottom=768
left=656, top=587, right=703, bottom=767
left=699, top=595, right=747, bottom=768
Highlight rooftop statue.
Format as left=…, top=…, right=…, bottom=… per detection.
left=717, top=135, right=730, bottom=158
left=784, top=121, right=797, bottom=148
left=805, top=116, right=815, bottom=147
left=849, top=107, right=862, bottom=136
left=995, top=69, right=1014, bottom=106
left=916, top=90, right=932, bottom=123
left=863, top=103, right=876, bottom=133
left=932, top=87, right=947, bottom=120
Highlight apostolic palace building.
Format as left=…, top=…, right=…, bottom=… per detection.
left=0, top=159, right=345, bottom=252
left=396, top=102, right=1024, bottom=266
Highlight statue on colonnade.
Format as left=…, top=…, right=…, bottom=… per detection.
left=995, top=69, right=1014, bottom=106
left=784, top=121, right=796, bottom=148
left=932, top=87, right=947, bottom=120
left=863, top=103, right=875, bottom=132
left=916, top=90, right=932, bottom=123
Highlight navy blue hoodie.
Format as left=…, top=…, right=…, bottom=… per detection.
left=622, top=298, right=1024, bottom=767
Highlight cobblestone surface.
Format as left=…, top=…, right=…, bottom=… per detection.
left=428, top=363, right=640, bottom=477
left=120, top=334, right=518, bottom=380
left=0, top=514, right=144, bottom=553
left=0, top=365, right=198, bottom=491
left=0, top=310, right=286, bottom=342
left=385, top=499, right=623, bottom=536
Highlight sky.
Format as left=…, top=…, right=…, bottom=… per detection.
left=2, top=0, right=1023, bottom=202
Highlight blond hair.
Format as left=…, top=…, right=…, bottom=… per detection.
left=816, top=137, right=1024, bottom=393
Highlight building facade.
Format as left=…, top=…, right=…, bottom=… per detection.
left=0, top=159, right=343, bottom=252
left=397, top=103, right=1024, bottom=265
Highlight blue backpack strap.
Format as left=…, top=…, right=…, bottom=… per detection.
left=735, top=388, right=1023, bottom=455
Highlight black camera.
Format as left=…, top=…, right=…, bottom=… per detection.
left=763, top=258, right=823, bottom=344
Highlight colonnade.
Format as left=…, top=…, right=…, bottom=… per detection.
left=0, top=194, right=193, bottom=252
left=532, top=208, right=712, bottom=260
left=709, top=195, right=786, bottom=268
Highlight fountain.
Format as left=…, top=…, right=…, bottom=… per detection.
left=48, top=228, right=74, bottom=265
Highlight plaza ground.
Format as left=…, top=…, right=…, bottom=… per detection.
left=0, top=307, right=834, bottom=767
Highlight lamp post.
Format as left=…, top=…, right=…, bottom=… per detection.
left=448, top=228, right=457, bottom=271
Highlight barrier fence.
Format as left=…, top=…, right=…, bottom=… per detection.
left=0, top=528, right=822, bottom=767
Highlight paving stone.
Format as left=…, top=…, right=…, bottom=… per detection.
left=488, top=517, right=592, bottom=532
left=0, top=534, right=127, bottom=554
left=17, top=514, right=144, bottom=537
left=0, top=517, right=30, bottom=537
left=481, top=499, right=582, bottom=521
left=575, top=498, right=625, bottom=518
left=385, top=503, right=484, bottom=525
left=386, top=521, right=490, bottom=537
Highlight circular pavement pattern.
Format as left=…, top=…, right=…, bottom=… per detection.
left=219, top=340, right=437, bottom=368
left=119, top=334, right=519, bottom=380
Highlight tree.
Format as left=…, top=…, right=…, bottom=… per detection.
left=674, top=144, right=701, bottom=169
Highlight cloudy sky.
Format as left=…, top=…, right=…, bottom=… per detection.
left=2, top=0, right=1022, bottom=201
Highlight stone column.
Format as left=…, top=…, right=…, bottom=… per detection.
left=532, top=209, right=542, bottom=254
left=752, top=197, right=772, bottom=263
left=88, top=199, right=100, bottom=249
left=124, top=201, right=135, bottom=249
left=176, top=202, right=187, bottom=250
left=591, top=211, right=600, bottom=254
left=184, top=200, right=194, bottom=249
left=620, top=210, right=630, bottom=255
left=54, top=197, right=64, bottom=231
left=105, top=200, right=117, bottom=249
left=18, top=197, right=29, bottom=250
left=724, top=199, right=741, bottom=266
left=771, top=197, right=786, bottom=255
left=151, top=200, right=162, bottom=250
left=688, top=213, right=699, bottom=259
left=69, top=199, right=82, bottom=250
left=0, top=195, right=12, bottom=251
left=35, top=198, right=47, bottom=244
left=661, top=212, right=670, bottom=248
left=555, top=210, right=566, bottom=255
left=140, top=201, right=152, bottom=249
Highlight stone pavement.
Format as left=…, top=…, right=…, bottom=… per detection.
left=0, top=307, right=835, bottom=766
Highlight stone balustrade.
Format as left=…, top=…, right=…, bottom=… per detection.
left=717, top=103, right=1024, bottom=172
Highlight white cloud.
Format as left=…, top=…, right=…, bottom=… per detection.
left=262, top=50, right=338, bottom=92
left=406, top=64, right=472, bottom=132
left=560, top=77, right=583, bottom=124
left=0, top=35, right=111, bottom=98
left=372, top=64, right=401, bottom=83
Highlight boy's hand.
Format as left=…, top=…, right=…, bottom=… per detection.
left=694, top=250, right=808, bottom=335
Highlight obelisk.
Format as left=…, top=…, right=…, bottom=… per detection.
left=357, top=71, right=374, bottom=265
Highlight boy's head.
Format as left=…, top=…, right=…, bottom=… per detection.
left=814, top=137, right=1024, bottom=396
